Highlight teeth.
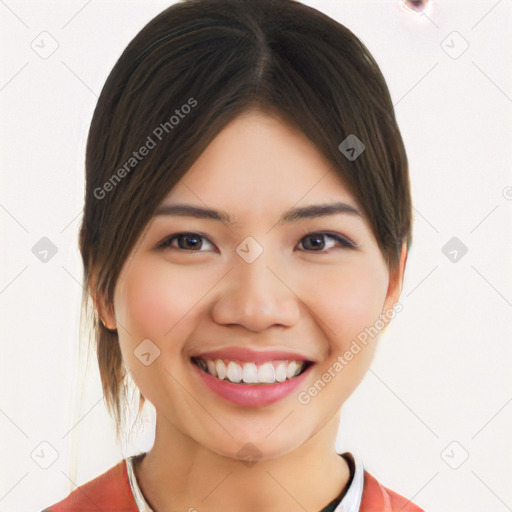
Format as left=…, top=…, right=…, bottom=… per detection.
left=195, top=358, right=308, bottom=384
left=258, top=362, right=275, bottom=383
left=286, top=361, right=302, bottom=379
left=207, top=360, right=217, bottom=377
left=275, top=362, right=287, bottom=382
left=216, top=360, right=226, bottom=380
left=242, top=363, right=258, bottom=383
left=226, top=361, right=242, bottom=383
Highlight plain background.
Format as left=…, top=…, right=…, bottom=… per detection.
left=1, top=1, right=511, bottom=511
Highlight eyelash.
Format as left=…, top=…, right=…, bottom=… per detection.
left=156, top=232, right=358, bottom=253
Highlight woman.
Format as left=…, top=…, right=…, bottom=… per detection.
left=43, top=0, right=422, bottom=510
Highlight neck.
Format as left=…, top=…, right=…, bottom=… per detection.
left=135, top=412, right=350, bottom=512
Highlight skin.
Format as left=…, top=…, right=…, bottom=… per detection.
left=97, top=108, right=407, bottom=512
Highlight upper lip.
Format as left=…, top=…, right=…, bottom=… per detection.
left=191, top=346, right=315, bottom=364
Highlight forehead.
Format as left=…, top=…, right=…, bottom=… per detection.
left=162, top=110, right=358, bottom=214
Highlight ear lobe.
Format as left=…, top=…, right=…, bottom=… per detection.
left=90, top=271, right=117, bottom=331
left=98, top=297, right=117, bottom=331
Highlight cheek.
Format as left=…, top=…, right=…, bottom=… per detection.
left=305, top=257, right=389, bottom=348
left=114, top=258, right=209, bottom=343
left=297, top=258, right=389, bottom=407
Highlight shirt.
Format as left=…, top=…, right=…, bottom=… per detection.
left=42, top=452, right=425, bottom=512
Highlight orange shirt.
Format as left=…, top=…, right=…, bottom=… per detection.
left=42, top=454, right=425, bottom=512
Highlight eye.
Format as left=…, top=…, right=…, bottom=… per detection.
left=156, top=231, right=358, bottom=254
left=298, top=232, right=358, bottom=252
left=156, top=232, right=216, bottom=252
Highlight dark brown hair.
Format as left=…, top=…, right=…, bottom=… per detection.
left=79, top=0, right=413, bottom=440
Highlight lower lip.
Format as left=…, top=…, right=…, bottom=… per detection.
left=190, top=359, right=314, bottom=408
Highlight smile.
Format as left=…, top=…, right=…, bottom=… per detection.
left=191, top=357, right=313, bottom=384
left=190, top=356, right=315, bottom=407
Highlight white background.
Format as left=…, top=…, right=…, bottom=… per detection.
left=1, top=1, right=511, bottom=511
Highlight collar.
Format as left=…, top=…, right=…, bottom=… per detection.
left=334, top=452, right=364, bottom=512
left=126, top=451, right=365, bottom=512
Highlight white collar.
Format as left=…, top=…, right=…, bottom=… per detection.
left=126, top=451, right=365, bottom=512
left=334, top=452, right=364, bottom=512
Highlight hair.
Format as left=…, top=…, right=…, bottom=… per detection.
left=78, top=0, right=413, bottom=441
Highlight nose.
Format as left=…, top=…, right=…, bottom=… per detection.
left=211, top=253, right=301, bottom=333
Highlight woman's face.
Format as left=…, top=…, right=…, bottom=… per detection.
left=104, top=109, right=405, bottom=461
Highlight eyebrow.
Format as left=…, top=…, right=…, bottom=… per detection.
left=153, top=202, right=362, bottom=226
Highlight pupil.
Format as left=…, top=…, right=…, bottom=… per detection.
left=182, top=234, right=200, bottom=249
left=305, top=235, right=324, bottom=250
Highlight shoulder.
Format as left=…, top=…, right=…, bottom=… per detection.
left=360, top=470, right=426, bottom=512
left=41, top=459, right=138, bottom=512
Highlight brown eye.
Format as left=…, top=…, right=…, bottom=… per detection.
left=299, top=232, right=357, bottom=252
left=157, top=232, right=215, bottom=251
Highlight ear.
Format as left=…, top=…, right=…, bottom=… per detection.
left=90, top=271, right=117, bottom=331
left=381, top=241, right=408, bottom=329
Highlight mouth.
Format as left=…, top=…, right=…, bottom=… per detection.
left=191, top=356, right=314, bottom=385
left=189, top=356, right=316, bottom=407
